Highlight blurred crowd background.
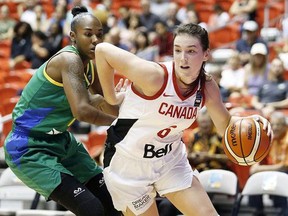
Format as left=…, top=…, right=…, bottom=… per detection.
left=0, top=0, right=288, bottom=214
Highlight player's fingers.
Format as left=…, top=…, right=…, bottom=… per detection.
left=253, top=115, right=273, bottom=137
left=122, top=79, right=129, bottom=90
left=115, top=78, right=124, bottom=92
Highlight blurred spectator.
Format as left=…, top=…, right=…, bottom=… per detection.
left=176, top=2, right=195, bottom=24
left=242, top=43, right=270, bottom=96
left=0, top=5, right=16, bottom=41
left=105, top=27, right=130, bottom=51
left=31, top=4, right=47, bottom=32
left=220, top=51, right=245, bottom=96
left=152, top=21, right=173, bottom=61
left=181, top=8, right=207, bottom=29
left=94, top=8, right=110, bottom=34
left=95, top=0, right=112, bottom=11
left=120, top=13, right=143, bottom=50
left=235, top=20, right=267, bottom=65
left=139, top=0, right=162, bottom=33
left=150, top=0, right=170, bottom=20
left=9, top=21, right=33, bottom=70
left=251, top=58, right=288, bottom=114
left=28, top=30, right=54, bottom=69
left=181, top=8, right=199, bottom=25
left=185, top=108, right=229, bottom=172
left=276, top=39, right=288, bottom=71
left=132, top=30, right=159, bottom=62
left=249, top=111, right=288, bottom=214
left=207, top=4, right=230, bottom=32
left=165, top=2, right=181, bottom=32
left=20, top=1, right=47, bottom=32
left=229, top=0, right=258, bottom=23
left=45, top=4, right=67, bottom=31
left=53, top=0, right=68, bottom=8
left=206, top=64, right=230, bottom=102
left=47, top=21, right=64, bottom=55
left=18, top=0, right=38, bottom=23
left=116, top=6, right=131, bottom=29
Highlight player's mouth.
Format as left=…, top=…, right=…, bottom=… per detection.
left=180, top=66, right=190, bottom=69
left=90, top=46, right=96, bottom=52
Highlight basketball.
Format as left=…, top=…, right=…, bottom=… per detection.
left=222, top=118, right=271, bottom=166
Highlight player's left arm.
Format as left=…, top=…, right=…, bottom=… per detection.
left=204, top=78, right=272, bottom=137
left=88, top=63, right=120, bottom=116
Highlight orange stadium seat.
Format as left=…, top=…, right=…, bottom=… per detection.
left=0, top=39, right=11, bottom=59
left=174, top=0, right=190, bottom=8
left=11, top=69, right=33, bottom=83
left=256, top=1, right=284, bottom=27
left=41, top=2, right=55, bottom=18
left=110, top=0, right=141, bottom=17
left=0, top=85, right=20, bottom=102
left=85, top=130, right=107, bottom=158
left=216, top=0, right=234, bottom=11
left=209, top=22, right=241, bottom=49
left=3, top=74, right=27, bottom=90
left=14, top=60, right=31, bottom=71
left=196, top=5, right=214, bottom=23
left=0, top=58, right=10, bottom=73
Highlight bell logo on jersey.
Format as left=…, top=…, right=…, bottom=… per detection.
left=143, top=143, right=172, bottom=158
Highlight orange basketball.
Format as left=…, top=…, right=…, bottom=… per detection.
left=222, top=118, right=271, bottom=166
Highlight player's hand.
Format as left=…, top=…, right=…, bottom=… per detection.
left=115, top=78, right=129, bottom=93
left=114, top=78, right=129, bottom=105
left=251, top=114, right=273, bottom=140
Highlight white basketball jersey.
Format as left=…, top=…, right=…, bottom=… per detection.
left=108, top=61, right=204, bottom=160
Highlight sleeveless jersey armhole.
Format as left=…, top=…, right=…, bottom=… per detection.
left=130, top=63, right=169, bottom=100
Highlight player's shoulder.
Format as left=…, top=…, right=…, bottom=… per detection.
left=51, top=51, right=81, bottom=66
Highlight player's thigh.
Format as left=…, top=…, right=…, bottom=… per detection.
left=165, top=176, right=217, bottom=216
left=123, top=201, right=159, bottom=216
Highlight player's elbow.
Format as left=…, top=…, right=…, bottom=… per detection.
left=72, top=103, right=91, bottom=122
left=95, top=42, right=110, bottom=55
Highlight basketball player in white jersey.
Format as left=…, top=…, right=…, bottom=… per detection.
left=95, top=23, right=272, bottom=216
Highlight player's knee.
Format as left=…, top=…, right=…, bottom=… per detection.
left=49, top=173, right=105, bottom=216
left=86, top=173, right=121, bottom=216
left=75, top=197, right=105, bottom=216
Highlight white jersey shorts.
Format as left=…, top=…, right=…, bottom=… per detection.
left=103, top=143, right=196, bottom=215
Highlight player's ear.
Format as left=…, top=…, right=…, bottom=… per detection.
left=203, top=49, right=210, bottom=62
left=70, top=31, right=76, bottom=43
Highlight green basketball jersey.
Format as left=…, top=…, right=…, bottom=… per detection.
left=13, top=45, right=95, bottom=135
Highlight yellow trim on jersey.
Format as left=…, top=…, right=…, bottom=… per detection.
left=67, top=118, right=76, bottom=126
left=90, top=61, right=95, bottom=84
left=43, top=70, right=63, bottom=87
left=83, top=61, right=95, bottom=87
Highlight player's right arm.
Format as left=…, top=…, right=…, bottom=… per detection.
left=95, top=42, right=165, bottom=105
left=46, top=52, right=116, bottom=126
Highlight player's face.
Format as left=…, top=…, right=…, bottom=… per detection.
left=72, top=16, right=104, bottom=61
left=173, top=34, right=209, bottom=85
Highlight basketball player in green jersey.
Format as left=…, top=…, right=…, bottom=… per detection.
left=4, top=6, right=123, bottom=216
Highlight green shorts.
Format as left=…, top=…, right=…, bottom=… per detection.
left=4, top=130, right=102, bottom=199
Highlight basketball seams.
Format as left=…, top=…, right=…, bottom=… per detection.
left=245, top=119, right=261, bottom=164
left=223, top=118, right=271, bottom=166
